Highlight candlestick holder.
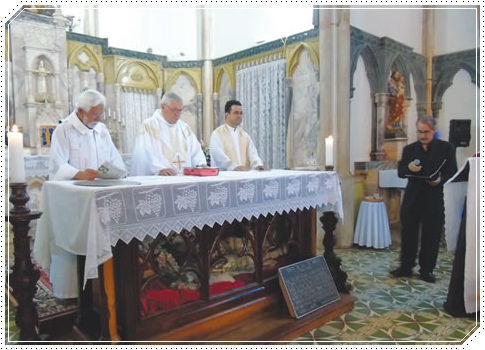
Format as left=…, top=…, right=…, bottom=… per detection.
left=9, top=182, right=42, bottom=342
left=325, top=165, right=334, bottom=171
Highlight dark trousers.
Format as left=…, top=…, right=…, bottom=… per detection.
left=400, top=216, right=443, bottom=273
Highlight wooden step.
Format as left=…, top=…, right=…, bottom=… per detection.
left=137, top=293, right=356, bottom=344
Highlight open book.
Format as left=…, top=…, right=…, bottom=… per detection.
left=97, top=161, right=128, bottom=179
left=405, top=159, right=447, bottom=180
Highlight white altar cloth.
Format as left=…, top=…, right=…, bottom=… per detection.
left=34, top=169, right=343, bottom=297
left=444, top=157, right=479, bottom=314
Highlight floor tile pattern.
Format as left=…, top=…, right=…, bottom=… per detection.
left=293, top=246, right=479, bottom=345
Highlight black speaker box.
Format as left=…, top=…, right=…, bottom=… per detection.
left=448, top=119, right=471, bottom=147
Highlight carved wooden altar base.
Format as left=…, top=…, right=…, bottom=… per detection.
left=107, top=208, right=353, bottom=342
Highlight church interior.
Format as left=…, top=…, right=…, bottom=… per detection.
left=3, top=4, right=480, bottom=344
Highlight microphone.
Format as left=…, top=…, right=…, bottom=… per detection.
left=412, top=159, right=420, bottom=166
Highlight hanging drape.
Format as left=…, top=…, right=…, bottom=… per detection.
left=121, top=89, right=157, bottom=153
left=236, top=59, right=287, bottom=169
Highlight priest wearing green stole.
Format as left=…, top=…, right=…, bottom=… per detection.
left=210, top=100, right=267, bottom=171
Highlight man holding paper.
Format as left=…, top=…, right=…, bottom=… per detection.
left=391, top=115, right=457, bottom=283
left=49, top=89, right=125, bottom=181
left=39, top=89, right=125, bottom=298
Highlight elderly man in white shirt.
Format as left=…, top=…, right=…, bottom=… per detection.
left=130, top=91, right=207, bottom=176
left=209, top=100, right=267, bottom=171
left=37, top=89, right=125, bottom=298
left=49, top=89, right=125, bottom=180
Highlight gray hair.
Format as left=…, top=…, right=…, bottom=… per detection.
left=416, top=115, right=436, bottom=129
left=76, top=89, right=106, bottom=112
left=161, top=91, right=183, bottom=106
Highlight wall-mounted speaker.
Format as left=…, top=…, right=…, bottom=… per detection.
left=448, top=119, right=471, bottom=147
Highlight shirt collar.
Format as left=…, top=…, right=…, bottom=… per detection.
left=225, top=124, right=238, bottom=132
left=70, top=111, right=102, bottom=135
left=157, top=109, right=177, bottom=127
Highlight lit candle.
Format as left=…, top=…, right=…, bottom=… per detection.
left=8, top=125, right=26, bottom=183
left=325, top=135, right=334, bottom=167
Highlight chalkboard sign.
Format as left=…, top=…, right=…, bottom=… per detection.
left=278, top=256, right=340, bottom=319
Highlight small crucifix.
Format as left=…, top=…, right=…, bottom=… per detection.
left=172, top=153, right=185, bottom=171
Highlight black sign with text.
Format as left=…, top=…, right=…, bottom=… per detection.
left=278, top=256, right=340, bottom=319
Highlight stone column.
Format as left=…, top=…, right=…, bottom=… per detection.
left=84, top=6, right=99, bottom=37
left=373, top=92, right=388, bottom=161
left=319, top=8, right=355, bottom=248
left=318, top=9, right=335, bottom=167
left=423, top=7, right=435, bottom=116
left=334, top=8, right=354, bottom=247
left=200, top=6, right=214, bottom=145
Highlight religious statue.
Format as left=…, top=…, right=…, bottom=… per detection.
left=386, top=70, right=407, bottom=137
left=35, top=59, right=51, bottom=102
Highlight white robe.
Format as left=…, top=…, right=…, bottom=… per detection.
left=48, top=111, right=126, bottom=180
left=130, top=109, right=207, bottom=175
left=35, top=112, right=125, bottom=298
left=209, top=124, right=263, bottom=170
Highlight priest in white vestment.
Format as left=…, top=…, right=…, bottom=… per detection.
left=130, top=92, right=207, bottom=176
left=209, top=100, right=267, bottom=171
left=35, top=89, right=126, bottom=298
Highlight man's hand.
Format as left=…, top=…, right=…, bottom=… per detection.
left=255, top=165, right=268, bottom=171
left=426, top=173, right=441, bottom=187
left=234, top=166, right=248, bottom=171
left=408, top=161, right=422, bottom=172
left=158, top=168, right=178, bottom=176
left=74, top=169, right=100, bottom=181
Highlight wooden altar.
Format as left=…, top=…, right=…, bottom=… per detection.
left=33, top=170, right=353, bottom=342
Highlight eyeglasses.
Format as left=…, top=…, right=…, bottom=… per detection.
left=416, top=130, right=432, bottom=135
left=90, top=112, right=105, bottom=119
left=166, top=105, right=184, bottom=114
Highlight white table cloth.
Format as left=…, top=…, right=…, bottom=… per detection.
left=444, top=157, right=479, bottom=314
left=34, top=169, right=343, bottom=297
left=353, top=200, right=392, bottom=249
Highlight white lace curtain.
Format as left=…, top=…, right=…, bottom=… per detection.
left=236, top=59, right=287, bottom=169
left=121, top=89, right=158, bottom=153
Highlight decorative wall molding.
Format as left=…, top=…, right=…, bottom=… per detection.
left=350, top=26, right=426, bottom=98
left=433, top=48, right=479, bottom=103
left=213, top=28, right=319, bottom=66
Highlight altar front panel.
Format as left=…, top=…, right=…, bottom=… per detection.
left=113, top=208, right=318, bottom=340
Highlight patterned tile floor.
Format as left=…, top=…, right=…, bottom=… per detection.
left=5, top=245, right=480, bottom=344
left=293, top=245, right=480, bottom=345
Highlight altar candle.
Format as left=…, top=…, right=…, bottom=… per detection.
left=325, top=135, right=334, bottom=167
left=8, top=125, right=26, bottom=183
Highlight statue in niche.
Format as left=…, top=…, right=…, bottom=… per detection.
left=35, top=59, right=51, bottom=103
left=386, top=70, right=407, bottom=138
left=287, top=49, right=319, bottom=168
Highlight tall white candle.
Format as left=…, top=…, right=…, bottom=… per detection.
left=325, top=135, right=334, bottom=167
left=8, top=125, right=26, bottom=183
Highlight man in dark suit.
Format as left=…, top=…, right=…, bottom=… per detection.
left=391, top=115, right=457, bottom=283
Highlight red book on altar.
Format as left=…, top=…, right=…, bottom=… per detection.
left=183, top=167, right=219, bottom=176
